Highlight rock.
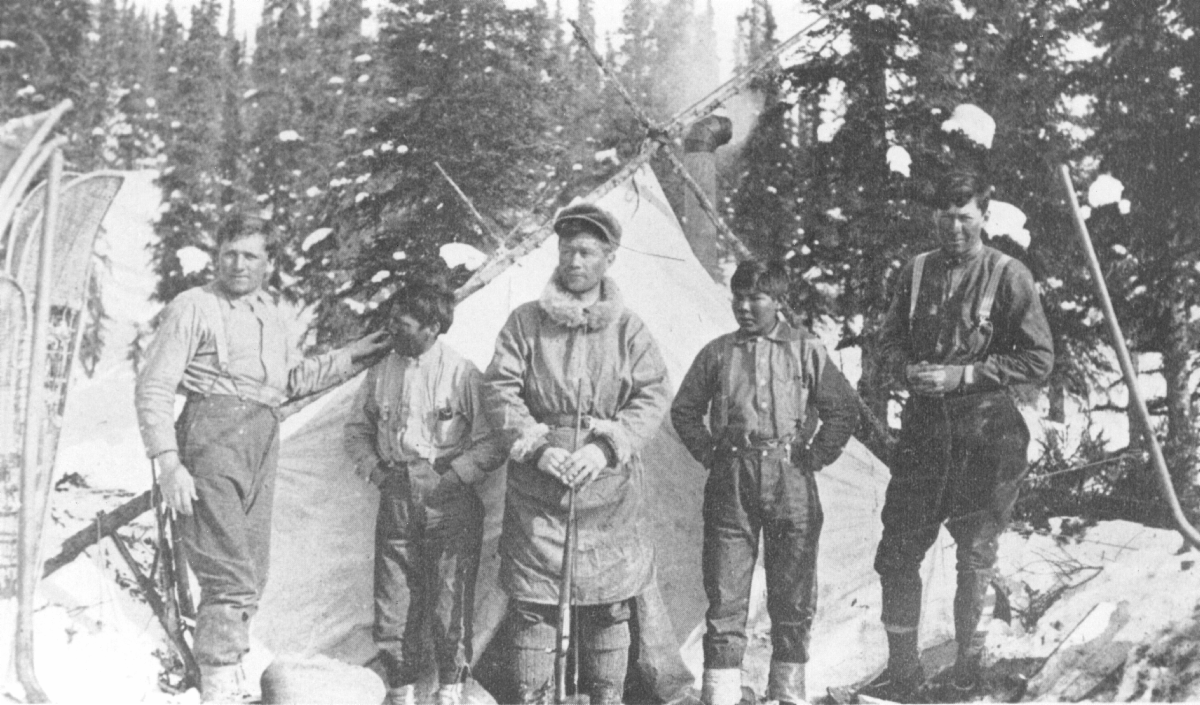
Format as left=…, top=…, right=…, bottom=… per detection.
left=260, top=654, right=386, bottom=704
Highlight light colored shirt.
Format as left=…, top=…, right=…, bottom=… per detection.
left=343, top=341, right=505, bottom=485
left=135, top=283, right=352, bottom=458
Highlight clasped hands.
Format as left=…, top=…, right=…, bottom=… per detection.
left=537, top=443, right=608, bottom=488
left=905, top=361, right=966, bottom=396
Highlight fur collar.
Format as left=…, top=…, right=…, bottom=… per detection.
left=538, top=275, right=623, bottom=330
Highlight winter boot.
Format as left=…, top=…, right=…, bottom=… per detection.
left=199, top=662, right=250, bottom=704
left=700, top=668, right=743, bottom=705
left=385, top=683, right=416, bottom=705
left=436, top=682, right=464, bottom=705
left=766, top=661, right=806, bottom=705
left=855, top=664, right=925, bottom=704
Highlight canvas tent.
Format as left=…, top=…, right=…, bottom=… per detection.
left=255, top=164, right=957, bottom=698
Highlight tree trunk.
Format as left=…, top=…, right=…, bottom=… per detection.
left=1161, top=288, right=1197, bottom=513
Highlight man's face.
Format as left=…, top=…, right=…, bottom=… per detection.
left=934, top=197, right=985, bottom=256
left=389, top=310, right=438, bottom=358
left=732, top=287, right=781, bottom=336
left=215, top=233, right=272, bottom=297
left=556, top=232, right=614, bottom=294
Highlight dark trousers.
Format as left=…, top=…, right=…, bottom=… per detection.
left=702, top=447, right=823, bottom=669
left=375, top=465, right=484, bottom=687
left=874, top=390, right=1030, bottom=642
left=510, top=599, right=632, bottom=704
left=176, top=395, right=279, bottom=666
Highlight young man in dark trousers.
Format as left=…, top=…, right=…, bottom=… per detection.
left=860, top=170, right=1053, bottom=703
left=671, top=259, right=859, bottom=705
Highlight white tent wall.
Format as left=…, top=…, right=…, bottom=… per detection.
left=256, top=165, right=956, bottom=695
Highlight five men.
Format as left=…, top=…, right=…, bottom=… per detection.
left=672, top=260, right=859, bottom=705
left=138, top=170, right=1051, bottom=703
left=861, top=170, right=1053, bottom=702
left=135, top=214, right=390, bottom=702
left=483, top=203, right=670, bottom=704
left=344, top=278, right=506, bottom=705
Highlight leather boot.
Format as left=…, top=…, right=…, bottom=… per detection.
left=766, top=660, right=806, bottom=705
left=700, top=668, right=742, bottom=705
left=199, top=662, right=249, bottom=704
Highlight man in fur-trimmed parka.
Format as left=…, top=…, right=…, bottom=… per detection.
left=483, top=202, right=670, bottom=705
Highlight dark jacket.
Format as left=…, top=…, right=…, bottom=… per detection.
left=671, top=318, right=859, bottom=472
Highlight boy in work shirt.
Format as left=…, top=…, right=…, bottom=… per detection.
left=344, top=279, right=506, bottom=705
left=671, top=259, right=860, bottom=705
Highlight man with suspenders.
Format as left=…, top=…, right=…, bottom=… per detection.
left=858, top=170, right=1053, bottom=702
left=135, top=213, right=389, bottom=702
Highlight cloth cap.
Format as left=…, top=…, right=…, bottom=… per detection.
left=553, top=202, right=622, bottom=246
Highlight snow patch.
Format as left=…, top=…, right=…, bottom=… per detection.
left=277, top=130, right=302, bottom=142
left=302, top=228, right=332, bottom=252
left=176, top=246, right=211, bottom=275
left=1087, top=173, right=1124, bottom=207
left=886, top=145, right=911, bottom=177
left=941, top=103, right=995, bottom=148
left=439, top=242, right=487, bottom=271
left=985, top=200, right=1030, bottom=249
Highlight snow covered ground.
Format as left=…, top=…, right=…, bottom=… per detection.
left=19, top=170, right=1200, bottom=703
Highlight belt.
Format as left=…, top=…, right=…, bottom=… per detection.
left=717, top=433, right=797, bottom=456
left=540, top=412, right=595, bottom=430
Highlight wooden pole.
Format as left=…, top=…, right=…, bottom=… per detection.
left=15, top=149, right=61, bottom=703
left=1058, top=164, right=1200, bottom=549
left=41, top=490, right=153, bottom=578
left=434, top=162, right=505, bottom=247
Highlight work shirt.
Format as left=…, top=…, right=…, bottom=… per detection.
left=878, top=244, right=1053, bottom=391
left=484, top=277, right=670, bottom=605
left=671, top=318, right=859, bottom=471
left=135, top=283, right=353, bottom=458
left=343, top=341, right=506, bottom=486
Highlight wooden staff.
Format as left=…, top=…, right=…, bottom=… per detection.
left=1057, top=164, right=1200, bottom=549
left=555, top=379, right=585, bottom=704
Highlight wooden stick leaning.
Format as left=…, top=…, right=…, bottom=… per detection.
left=555, top=379, right=586, bottom=704
left=1057, top=165, right=1200, bottom=550
left=434, top=161, right=505, bottom=247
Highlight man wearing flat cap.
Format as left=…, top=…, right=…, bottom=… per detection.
left=483, top=202, right=671, bottom=704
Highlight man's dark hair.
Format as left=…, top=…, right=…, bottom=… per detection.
left=388, top=275, right=455, bottom=334
left=730, top=259, right=790, bottom=301
left=933, top=170, right=992, bottom=212
left=216, top=212, right=281, bottom=258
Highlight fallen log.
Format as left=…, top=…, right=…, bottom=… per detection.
left=41, top=489, right=151, bottom=577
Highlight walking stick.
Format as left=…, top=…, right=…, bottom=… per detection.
left=1057, top=165, right=1200, bottom=550
left=555, top=380, right=587, bottom=704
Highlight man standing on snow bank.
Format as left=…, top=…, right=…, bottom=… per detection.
left=671, top=259, right=859, bottom=705
left=483, top=202, right=671, bottom=705
left=344, top=278, right=506, bottom=705
left=135, top=213, right=389, bottom=703
left=861, top=169, right=1053, bottom=703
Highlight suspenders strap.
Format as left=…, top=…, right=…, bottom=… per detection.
left=977, top=253, right=1012, bottom=324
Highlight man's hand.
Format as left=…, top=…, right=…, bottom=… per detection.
left=346, top=330, right=391, bottom=365
left=156, top=451, right=198, bottom=516
left=562, top=443, right=608, bottom=488
left=536, top=447, right=573, bottom=485
left=906, top=363, right=966, bottom=396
